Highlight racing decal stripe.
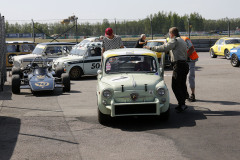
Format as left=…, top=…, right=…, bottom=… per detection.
left=68, top=59, right=101, bottom=64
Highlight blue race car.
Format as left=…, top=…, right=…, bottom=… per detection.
left=230, top=46, right=240, bottom=67
left=11, top=57, right=70, bottom=94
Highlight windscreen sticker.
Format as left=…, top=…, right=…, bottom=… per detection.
left=106, top=62, right=111, bottom=71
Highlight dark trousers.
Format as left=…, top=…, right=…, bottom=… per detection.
left=171, top=61, right=189, bottom=106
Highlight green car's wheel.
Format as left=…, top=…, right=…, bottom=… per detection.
left=69, top=66, right=82, bottom=80
left=231, top=54, right=240, bottom=67
left=12, top=75, right=21, bottom=94
left=224, top=49, right=231, bottom=59
left=210, top=49, right=217, bottom=58
left=98, top=109, right=111, bottom=125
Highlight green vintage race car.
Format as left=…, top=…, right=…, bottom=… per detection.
left=97, top=48, right=170, bottom=124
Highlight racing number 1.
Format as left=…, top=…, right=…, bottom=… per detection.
left=91, top=63, right=100, bottom=69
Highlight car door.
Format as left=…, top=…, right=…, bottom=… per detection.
left=83, top=46, right=102, bottom=75
left=216, top=39, right=225, bottom=55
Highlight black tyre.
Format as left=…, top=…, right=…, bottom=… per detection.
left=210, top=49, right=217, bottom=58
left=55, top=67, right=64, bottom=78
left=224, top=49, right=231, bottom=59
left=98, top=109, right=111, bottom=125
left=12, top=75, right=21, bottom=94
left=69, top=66, right=82, bottom=80
left=159, top=107, right=170, bottom=121
left=12, top=67, right=21, bottom=75
left=231, top=54, right=240, bottom=67
left=62, top=73, right=71, bottom=92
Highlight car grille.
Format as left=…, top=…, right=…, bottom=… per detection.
left=114, top=90, right=156, bottom=103
left=115, top=104, right=157, bottom=115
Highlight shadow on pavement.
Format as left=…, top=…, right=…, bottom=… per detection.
left=20, top=88, right=81, bottom=97
left=99, top=104, right=240, bottom=131
left=107, top=105, right=206, bottom=131
left=0, top=116, right=20, bottom=160
left=71, top=75, right=97, bottom=82
left=0, top=84, right=12, bottom=101
left=197, top=99, right=240, bottom=105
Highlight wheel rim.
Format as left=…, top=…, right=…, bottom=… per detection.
left=232, top=55, right=238, bottom=65
left=70, top=67, right=81, bottom=79
left=210, top=50, right=214, bottom=57
left=225, top=50, right=230, bottom=59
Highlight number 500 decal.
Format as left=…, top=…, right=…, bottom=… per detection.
left=91, top=63, right=100, bottom=69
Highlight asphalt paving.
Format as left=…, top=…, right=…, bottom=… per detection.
left=1, top=52, right=240, bottom=160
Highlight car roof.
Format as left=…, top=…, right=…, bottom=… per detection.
left=6, top=41, right=36, bottom=44
left=103, top=48, right=157, bottom=58
left=76, top=41, right=102, bottom=47
left=147, top=39, right=166, bottom=42
left=39, top=42, right=76, bottom=45
left=220, top=37, right=240, bottom=40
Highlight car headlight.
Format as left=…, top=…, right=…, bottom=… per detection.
left=157, top=87, right=165, bottom=96
left=103, top=89, right=112, bottom=98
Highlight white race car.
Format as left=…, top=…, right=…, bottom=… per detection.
left=13, top=42, right=75, bottom=69
left=52, top=42, right=102, bottom=79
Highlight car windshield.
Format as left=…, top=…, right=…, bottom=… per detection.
left=79, top=39, right=90, bottom=47
left=146, top=41, right=164, bottom=47
left=32, top=45, right=46, bottom=55
left=105, top=55, right=157, bottom=74
left=225, top=39, right=240, bottom=44
left=69, top=46, right=86, bottom=56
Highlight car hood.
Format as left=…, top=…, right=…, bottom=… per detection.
left=101, top=74, right=161, bottom=91
left=230, top=46, right=240, bottom=51
left=54, top=55, right=83, bottom=63
left=13, top=54, right=41, bottom=62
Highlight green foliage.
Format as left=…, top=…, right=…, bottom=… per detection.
left=5, top=11, right=240, bottom=36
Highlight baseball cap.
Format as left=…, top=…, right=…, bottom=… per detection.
left=105, top=28, right=113, bottom=36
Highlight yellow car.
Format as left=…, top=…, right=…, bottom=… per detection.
left=146, top=39, right=167, bottom=59
left=6, top=41, right=36, bottom=68
left=210, top=37, right=240, bottom=59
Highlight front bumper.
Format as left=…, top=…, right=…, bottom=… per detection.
left=105, top=98, right=165, bottom=117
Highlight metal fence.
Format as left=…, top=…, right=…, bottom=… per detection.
left=0, top=14, right=6, bottom=91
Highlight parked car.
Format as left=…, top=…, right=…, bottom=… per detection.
left=52, top=42, right=102, bottom=79
left=12, top=42, right=75, bottom=69
left=96, top=48, right=170, bottom=124
left=230, top=46, right=240, bottom=67
left=79, top=37, right=100, bottom=47
left=11, top=57, right=70, bottom=94
left=210, top=37, right=240, bottom=59
left=145, top=39, right=171, bottom=67
left=6, top=41, right=36, bottom=68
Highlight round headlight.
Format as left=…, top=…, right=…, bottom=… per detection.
left=103, top=90, right=112, bottom=98
left=157, top=88, right=165, bottom=96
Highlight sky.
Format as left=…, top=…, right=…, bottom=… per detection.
left=0, top=0, right=240, bottom=23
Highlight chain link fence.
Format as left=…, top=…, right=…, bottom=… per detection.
left=0, top=14, right=7, bottom=91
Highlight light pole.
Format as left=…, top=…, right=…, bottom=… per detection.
left=150, top=17, right=153, bottom=40
left=227, top=18, right=230, bottom=37
left=32, top=19, right=35, bottom=42
left=75, top=17, right=78, bottom=43
left=188, top=18, right=191, bottom=39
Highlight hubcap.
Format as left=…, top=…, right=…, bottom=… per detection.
left=70, top=68, right=80, bottom=78
left=232, top=55, right=238, bottom=65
